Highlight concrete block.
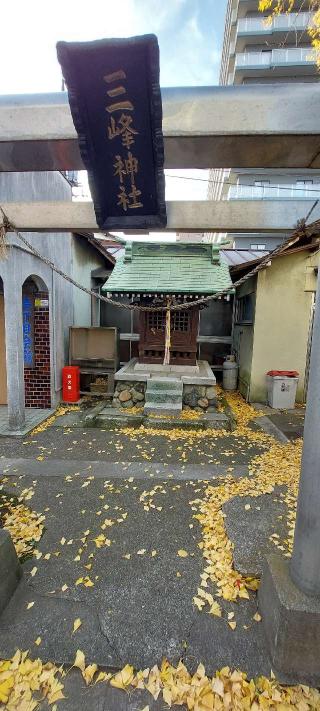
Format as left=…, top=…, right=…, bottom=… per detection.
left=147, top=378, right=183, bottom=391
left=144, top=403, right=182, bottom=417
left=182, top=376, right=216, bottom=386
left=145, top=392, right=182, bottom=405
left=259, top=554, right=320, bottom=686
left=205, top=412, right=230, bottom=429
left=0, top=530, right=22, bottom=616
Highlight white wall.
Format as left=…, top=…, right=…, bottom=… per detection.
left=71, top=235, right=106, bottom=327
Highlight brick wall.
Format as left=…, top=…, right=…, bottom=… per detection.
left=24, top=291, right=51, bottom=408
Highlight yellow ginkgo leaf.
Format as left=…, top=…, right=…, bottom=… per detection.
left=137, top=549, right=146, bottom=555
left=27, top=601, right=34, bottom=610
left=193, top=596, right=205, bottom=610
left=73, top=649, right=85, bottom=672
left=212, top=677, right=224, bottom=698
left=177, top=549, right=188, bottom=558
left=83, top=663, right=98, bottom=686
left=253, top=612, right=262, bottom=622
left=47, top=678, right=65, bottom=705
left=209, top=601, right=222, bottom=617
left=72, top=618, right=82, bottom=634
left=95, top=671, right=112, bottom=683
left=163, top=687, right=172, bottom=706
left=110, top=664, right=134, bottom=690
left=35, top=637, right=42, bottom=646
left=0, top=676, right=14, bottom=704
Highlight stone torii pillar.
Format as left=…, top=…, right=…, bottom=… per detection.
left=3, top=274, right=25, bottom=431
left=259, top=270, right=320, bottom=686
left=290, top=272, right=320, bottom=595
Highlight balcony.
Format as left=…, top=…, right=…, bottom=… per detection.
left=233, top=46, right=318, bottom=82
left=237, top=12, right=313, bottom=38
left=236, top=47, right=317, bottom=68
left=228, top=183, right=320, bottom=200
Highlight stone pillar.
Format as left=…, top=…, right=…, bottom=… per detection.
left=258, top=273, right=320, bottom=685
left=290, top=273, right=320, bottom=595
left=3, top=278, right=25, bottom=429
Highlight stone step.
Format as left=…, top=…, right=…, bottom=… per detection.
left=145, top=390, right=183, bottom=405
left=144, top=402, right=182, bottom=417
left=147, top=378, right=183, bottom=393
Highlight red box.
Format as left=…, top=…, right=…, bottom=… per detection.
left=62, top=366, right=80, bottom=402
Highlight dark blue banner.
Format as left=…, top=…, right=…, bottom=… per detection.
left=22, top=294, right=34, bottom=368
left=57, top=35, right=167, bottom=230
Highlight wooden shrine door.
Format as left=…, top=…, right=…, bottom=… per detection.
left=139, top=307, right=199, bottom=365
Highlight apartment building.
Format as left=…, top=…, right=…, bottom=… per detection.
left=208, top=0, right=320, bottom=250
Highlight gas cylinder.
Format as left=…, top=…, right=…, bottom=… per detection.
left=223, top=356, right=238, bottom=391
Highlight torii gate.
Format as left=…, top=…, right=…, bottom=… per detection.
left=1, top=81, right=320, bottom=682
left=1, top=84, right=320, bottom=231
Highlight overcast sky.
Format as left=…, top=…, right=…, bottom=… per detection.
left=1, top=0, right=227, bottom=235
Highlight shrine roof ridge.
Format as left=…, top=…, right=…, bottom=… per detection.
left=102, top=241, right=232, bottom=295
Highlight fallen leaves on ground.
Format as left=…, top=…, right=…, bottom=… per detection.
left=30, top=405, right=80, bottom=435
left=1, top=499, right=45, bottom=559
left=72, top=618, right=82, bottom=634
left=177, top=549, right=188, bottom=557
left=192, top=394, right=301, bottom=605
left=127, top=658, right=320, bottom=710
left=0, top=650, right=65, bottom=709
left=3, top=652, right=319, bottom=710
left=110, top=663, right=135, bottom=690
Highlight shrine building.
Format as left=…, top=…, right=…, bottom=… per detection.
left=103, top=241, right=233, bottom=416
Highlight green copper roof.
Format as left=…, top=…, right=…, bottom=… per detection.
left=102, top=242, right=232, bottom=295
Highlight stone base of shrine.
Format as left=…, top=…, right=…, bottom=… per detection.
left=112, top=358, right=217, bottom=412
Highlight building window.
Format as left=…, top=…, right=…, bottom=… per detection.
left=254, top=180, right=270, bottom=198
left=148, top=312, right=166, bottom=331
left=296, top=179, right=314, bottom=198
left=235, top=294, right=254, bottom=324
left=148, top=310, right=190, bottom=333
left=172, top=311, right=190, bottom=332
left=250, top=243, right=266, bottom=250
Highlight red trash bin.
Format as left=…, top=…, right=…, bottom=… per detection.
left=62, top=366, right=80, bottom=402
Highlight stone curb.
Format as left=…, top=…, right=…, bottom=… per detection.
left=0, top=529, right=22, bottom=616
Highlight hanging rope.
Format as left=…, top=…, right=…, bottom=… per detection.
left=0, top=221, right=8, bottom=260
left=0, top=206, right=319, bottom=313
left=163, top=298, right=171, bottom=365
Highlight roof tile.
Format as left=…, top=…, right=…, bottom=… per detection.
left=103, top=242, right=232, bottom=295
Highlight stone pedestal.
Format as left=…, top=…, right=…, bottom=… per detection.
left=0, top=530, right=22, bottom=616
left=113, top=358, right=217, bottom=411
left=259, top=555, right=320, bottom=686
